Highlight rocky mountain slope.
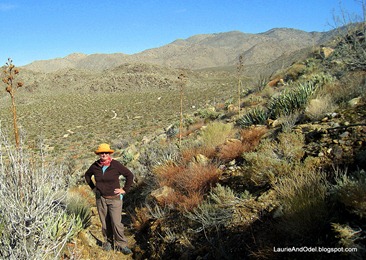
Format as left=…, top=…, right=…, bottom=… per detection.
left=22, top=28, right=335, bottom=73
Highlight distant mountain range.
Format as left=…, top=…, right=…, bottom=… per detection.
left=22, top=28, right=336, bottom=73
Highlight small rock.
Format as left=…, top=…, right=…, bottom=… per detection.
left=339, top=131, right=350, bottom=138
left=331, top=112, right=339, bottom=118
left=348, top=97, right=362, bottom=107
left=330, top=122, right=340, bottom=128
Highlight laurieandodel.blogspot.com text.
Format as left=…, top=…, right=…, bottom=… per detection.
left=273, top=246, right=358, bottom=254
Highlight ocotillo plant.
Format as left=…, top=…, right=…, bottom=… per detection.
left=237, top=55, right=244, bottom=116
left=2, top=58, right=23, bottom=148
left=178, top=72, right=187, bottom=146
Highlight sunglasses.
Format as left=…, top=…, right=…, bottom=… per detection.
left=98, top=152, right=110, bottom=155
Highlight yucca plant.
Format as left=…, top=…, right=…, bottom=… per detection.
left=66, top=193, right=92, bottom=229
left=267, top=81, right=317, bottom=118
left=236, top=107, right=269, bottom=127
left=48, top=212, right=83, bottom=241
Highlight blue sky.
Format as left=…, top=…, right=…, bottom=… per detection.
left=0, top=0, right=364, bottom=66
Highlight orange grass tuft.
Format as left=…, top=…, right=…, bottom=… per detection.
left=240, top=126, right=268, bottom=152
left=153, top=162, right=221, bottom=211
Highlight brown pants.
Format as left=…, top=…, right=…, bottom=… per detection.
left=96, top=196, right=128, bottom=248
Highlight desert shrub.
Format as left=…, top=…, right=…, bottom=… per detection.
left=216, top=126, right=267, bottom=162
left=139, top=140, right=180, bottom=170
left=322, top=71, right=366, bottom=105
left=195, top=107, right=221, bottom=120
left=331, top=24, right=366, bottom=71
left=305, top=94, right=338, bottom=121
left=120, top=149, right=134, bottom=165
left=0, top=130, right=75, bottom=259
left=243, top=131, right=304, bottom=187
left=277, top=111, right=302, bottom=133
left=332, top=223, right=363, bottom=249
left=276, top=131, right=305, bottom=162
left=200, top=121, right=234, bottom=148
left=184, top=185, right=237, bottom=231
left=243, top=139, right=291, bottom=187
left=274, top=167, right=330, bottom=242
left=334, top=169, right=366, bottom=219
left=153, top=162, right=221, bottom=211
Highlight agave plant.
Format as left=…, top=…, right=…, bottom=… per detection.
left=267, top=81, right=318, bottom=118
left=236, top=107, right=269, bottom=128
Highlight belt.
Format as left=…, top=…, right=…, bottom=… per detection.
left=102, top=195, right=120, bottom=199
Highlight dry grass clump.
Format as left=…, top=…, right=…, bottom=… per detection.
left=200, top=122, right=235, bottom=149
left=240, top=126, right=268, bottom=151
left=179, top=120, right=205, bottom=138
left=305, top=94, right=338, bottom=121
left=68, top=185, right=95, bottom=206
left=334, top=169, right=366, bottom=219
left=153, top=162, right=221, bottom=211
left=274, top=166, right=329, bottom=241
left=180, top=142, right=216, bottom=164
left=276, top=131, right=305, bottom=162
left=216, top=126, right=267, bottom=162
left=131, top=206, right=151, bottom=232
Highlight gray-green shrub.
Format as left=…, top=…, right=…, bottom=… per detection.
left=0, top=128, right=75, bottom=259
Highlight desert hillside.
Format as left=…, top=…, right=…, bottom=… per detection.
left=0, top=23, right=365, bottom=260
left=22, top=28, right=335, bottom=73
